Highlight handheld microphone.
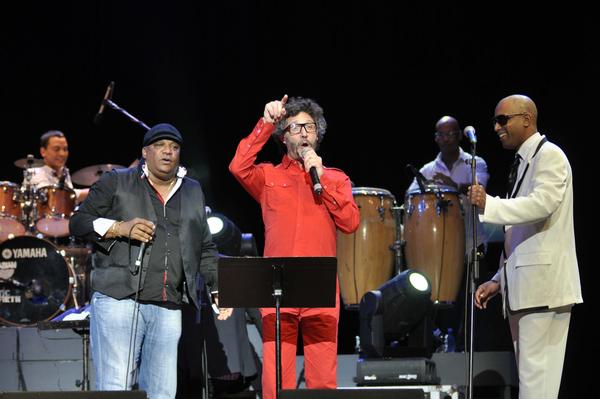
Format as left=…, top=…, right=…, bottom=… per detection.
left=298, top=147, right=323, bottom=195
left=134, top=241, right=147, bottom=269
left=464, top=126, right=477, bottom=144
left=93, top=81, right=115, bottom=124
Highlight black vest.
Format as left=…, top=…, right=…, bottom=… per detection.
left=70, top=167, right=217, bottom=309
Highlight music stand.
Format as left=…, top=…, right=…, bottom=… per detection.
left=37, top=319, right=91, bottom=391
left=218, top=256, right=337, bottom=399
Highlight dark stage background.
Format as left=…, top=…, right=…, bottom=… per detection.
left=2, top=2, right=595, bottom=397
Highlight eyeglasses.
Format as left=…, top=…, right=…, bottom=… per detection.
left=492, top=113, right=528, bottom=126
left=435, top=130, right=460, bottom=139
left=284, top=122, right=317, bottom=135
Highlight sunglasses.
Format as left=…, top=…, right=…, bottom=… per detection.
left=492, top=113, right=528, bottom=126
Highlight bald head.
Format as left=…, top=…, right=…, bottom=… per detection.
left=436, top=116, right=460, bottom=133
left=497, top=94, right=538, bottom=127
left=434, top=115, right=462, bottom=157
left=494, top=94, right=539, bottom=150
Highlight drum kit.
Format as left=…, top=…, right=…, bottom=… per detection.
left=0, top=156, right=123, bottom=327
left=336, top=185, right=466, bottom=309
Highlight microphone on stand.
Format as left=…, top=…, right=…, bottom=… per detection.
left=57, top=172, right=66, bottom=189
left=464, top=126, right=477, bottom=144
left=406, top=164, right=427, bottom=194
left=93, top=81, right=115, bottom=124
left=298, top=147, right=323, bottom=195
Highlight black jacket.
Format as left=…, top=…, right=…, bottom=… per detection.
left=69, top=166, right=218, bottom=309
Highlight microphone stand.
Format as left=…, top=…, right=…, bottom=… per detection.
left=465, top=142, right=479, bottom=399
left=104, top=98, right=150, bottom=130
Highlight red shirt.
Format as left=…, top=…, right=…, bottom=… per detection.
left=229, top=118, right=360, bottom=257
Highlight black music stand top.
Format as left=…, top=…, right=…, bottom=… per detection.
left=218, top=256, right=337, bottom=308
left=37, top=319, right=89, bottom=332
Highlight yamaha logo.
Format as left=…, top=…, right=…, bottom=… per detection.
left=3, top=247, right=49, bottom=259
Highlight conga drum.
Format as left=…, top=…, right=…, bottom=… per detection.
left=337, top=187, right=397, bottom=308
left=403, top=188, right=465, bottom=303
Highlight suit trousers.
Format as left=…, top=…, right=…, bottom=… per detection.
left=508, top=305, right=572, bottom=399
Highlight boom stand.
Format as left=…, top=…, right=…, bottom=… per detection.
left=218, top=256, right=337, bottom=399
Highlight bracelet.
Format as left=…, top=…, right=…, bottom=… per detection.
left=110, top=221, right=123, bottom=237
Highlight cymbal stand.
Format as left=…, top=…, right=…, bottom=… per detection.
left=20, top=163, right=39, bottom=233
left=66, top=252, right=81, bottom=310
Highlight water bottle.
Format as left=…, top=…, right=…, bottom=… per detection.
left=444, top=328, right=456, bottom=352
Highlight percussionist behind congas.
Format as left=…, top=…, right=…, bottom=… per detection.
left=406, top=115, right=489, bottom=263
left=404, top=115, right=489, bottom=349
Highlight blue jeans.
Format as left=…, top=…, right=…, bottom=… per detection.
left=90, top=292, right=182, bottom=399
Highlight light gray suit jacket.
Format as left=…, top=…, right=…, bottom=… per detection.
left=481, top=133, right=582, bottom=312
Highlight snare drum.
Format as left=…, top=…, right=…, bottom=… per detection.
left=36, top=185, right=76, bottom=238
left=337, top=187, right=397, bottom=307
left=0, top=182, right=26, bottom=243
left=403, top=188, right=465, bottom=302
left=0, top=236, right=73, bottom=326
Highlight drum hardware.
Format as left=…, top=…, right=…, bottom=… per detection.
left=59, top=242, right=92, bottom=307
left=65, top=253, right=80, bottom=309
left=435, top=196, right=453, bottom=215
left=390, top=203, right=404, bottom=273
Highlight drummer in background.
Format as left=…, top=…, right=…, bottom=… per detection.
left=25, top=130, right=89, bottom=203
left=407, top=116, right=489, bottom=346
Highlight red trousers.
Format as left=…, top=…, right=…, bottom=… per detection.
left=260, top=299, right=340, bottom=399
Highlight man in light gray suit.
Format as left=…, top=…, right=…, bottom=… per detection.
left=468, top=94, right=582, bottom=399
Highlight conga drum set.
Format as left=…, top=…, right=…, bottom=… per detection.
left=0, top=156, right=120, bottom=326
left=336, top=184, right=466, bottom=309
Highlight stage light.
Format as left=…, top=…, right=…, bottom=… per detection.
left=207, top=212, right=258, bottom=257
left=207, top=213, right=242, bottom=256
left=359, top=269, right=433, bottom=359
left=239, top=233, right=258, bottom=256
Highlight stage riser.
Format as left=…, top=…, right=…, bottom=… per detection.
left=1, top=327, right=517, bottom=394
left=280, top=390, right=424, bottom=399
left=0, top=393, right=145, bottom=399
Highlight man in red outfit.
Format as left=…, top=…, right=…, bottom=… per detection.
left=229, top=95, right=360, bottom=399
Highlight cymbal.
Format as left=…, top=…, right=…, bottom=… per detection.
left=14, top=157, right=44, bottom=169
left=72, top=163, right=125, bottom=186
